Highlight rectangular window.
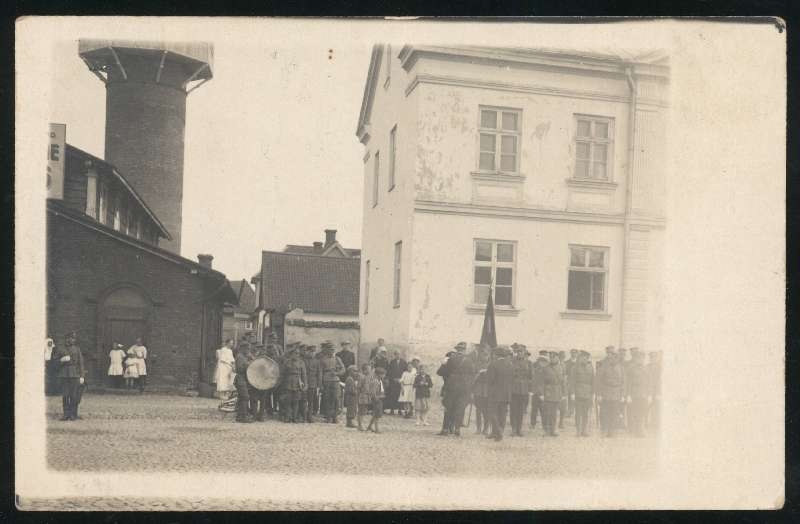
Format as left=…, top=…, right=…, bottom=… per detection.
left=97, top=179, right=107, bottom=225
left=574, top=115, right=614, bottom=181
left=473, top=240, right=516, bottom=307
left=364, top=260, right=370, bottom=314
left=478, top=107, right=521, bottom=173
left=388, top=125, right=397, bottom=191
left=111, top=194, right=120, bottom=231
left=567, top=245, right=608, bottom=311
left=85, top=172, right=97, bottom=219
left=372, top=151, right=380, bottom=207
left=393, top=242, right=402, bottom=307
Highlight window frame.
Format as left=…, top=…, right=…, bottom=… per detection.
left=472, top=238, right=517, bottom=308
left=388, top=125, right=397, bottom=192
left=573, top=114, right=615, bottom=182
left=566, top=244, right=610, bottom=313
left=372, top=150, right=380, bottom=208
left=477, top=106, right=522, bottom=175
left=393, top=242, right=402, bottom=308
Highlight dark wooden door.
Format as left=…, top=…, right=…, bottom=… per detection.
left=100, top=318, right=146, bottom=379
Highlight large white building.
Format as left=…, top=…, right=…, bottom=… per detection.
left=356, top=45, right=668, bottom=362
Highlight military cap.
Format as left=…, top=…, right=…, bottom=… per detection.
left=454, top=341, right=467, bottom=351
left=341, top=340, right=352, bottom=346
left=510, top=343, right=519, bottom=350
left=493, top=346, right=507, bottom=356
left=579, top=350, right=591, bottom=358
left=538, top=350, right=549, bottom=357
left=570, top=348, right=579, bottom=354
left=320, top=340, right=334, bottom=350
left=537, top=353, right=549, bottom=361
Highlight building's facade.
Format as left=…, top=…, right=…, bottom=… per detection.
left=222, top=278, right=257, bottom=343
left=356, top=45, right=668, bottom=362
left=47, top=144, right=237, bottom=389
left=252, top=229, right=360, bottom=351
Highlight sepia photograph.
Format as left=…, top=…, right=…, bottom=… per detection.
left=14, top=18, right=785, bottom=511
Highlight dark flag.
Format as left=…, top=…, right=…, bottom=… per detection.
left=479, top=284, right=497, bottom=349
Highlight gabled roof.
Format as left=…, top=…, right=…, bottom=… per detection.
left=260, top=251, right=360, bottom=316
left=229, top=278, right=256, bottom=313
left=65, top=144, right=171, bottom=240
left=283, top=243, right=361, bottom=258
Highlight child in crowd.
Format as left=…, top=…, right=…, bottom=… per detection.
left=123, top=349, right=139, bottom=389
left=357, top=363, right=372, bottom=431
left=366, top=367, right=386, bottom=434
left=412, top=363, right=433, bottom=426
left=398, top=362, right=417, bottom=418
left=344, top=365, right=360, bottom=429
left=108, top=343, right=126, bottom=388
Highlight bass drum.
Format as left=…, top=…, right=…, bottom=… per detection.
left=246, top=357, right=281, bottom=390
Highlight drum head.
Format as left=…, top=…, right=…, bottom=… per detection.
left=246, top=357, right=280, bottom=390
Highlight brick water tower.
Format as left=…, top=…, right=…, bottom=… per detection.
left=79, top=40, right=214, bottom=254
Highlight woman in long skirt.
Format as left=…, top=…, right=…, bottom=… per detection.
left=215, top=340, right=235, bottom=400
left=107, top=343, right=126, bottom=388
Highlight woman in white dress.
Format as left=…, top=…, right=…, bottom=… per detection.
left=398, top=362, right=417, bottom=418
left=108, top=343, right=126, bottom=388
left=215, top=339, right=236, bottom=399
left=128, top=338, right=148, bottom=393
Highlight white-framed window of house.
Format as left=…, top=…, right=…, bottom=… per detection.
left=244, top=320, right=253, bottom=330
left=393, top=242, right=402, bottom=307
left=97, top=178, right=107, bottom=225
left=388, top=125, right=397, bottom=191
left=574, top=115, right=614, bottom=181
left=372, top=151, right=380, bottom=207
left=364, top=259, right=370, bottom=314
left=112, top=194, right=121, bottom=231
left=567, top=245, right=609, bottom=311
left=473, top=239, right=516, bottom=307
left=478, top=106, right=521, bottom=173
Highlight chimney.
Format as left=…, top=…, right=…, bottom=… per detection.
left=197, top=254, right=213, bottom=269
left=313, top=241, right=323, bottom=253
left=324, top=229, right=337, bottom=248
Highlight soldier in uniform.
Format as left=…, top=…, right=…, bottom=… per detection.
left=234, top=344, right=254, bottom=423
left=565, top=349, right=579, bottom=418
left=597, top=346, right=625, bottom=437
left=302, top=345, right=322, bottom=422
left=282, top=343, right=308, bottom=423
left=485, top=346, right=513, bottom=441
left=625, top=349, right=649, bottom=437
left=337, top=341, right=356, bottom=369
left=509, top=344, right=533, bottom=437
left=529, top=350, right=548, bottom=430
left=647, top=350, right=662, bottom=431
left=53, top=332, right=86, bottom=421
left=436, top=341, right=475, bottom=437
left=247, top=341, right=270, bottom=421
left=569, top=350, right=595, bottom=437
left=542, top=351, right=566, bottom=437
left=319, top=341, right=345, bottom=423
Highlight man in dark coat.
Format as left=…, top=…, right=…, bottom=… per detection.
left=597, top=347, right=625, bottom=437
left=337, top=341, right=356, bottom=369
left=53, top=332, right=86, bottom=420
left=509, top=344, right=533, bottom=437
left=385, top=350, right=407, bottom=415
left=625, top=349, right=649, bottom=437
left=568, top=350, right=595, bottom=437
left=485, top=346, right=513, bottom=441
left=283, top=344, right=308, bottom=423
left=234, top=344, right=254, bottom=423
left=529, top=351, right=548, bottom=430
left=319, top=341, right=345, bottom=423
left=542, top=352, right=566, bottom=436
left=436, top=342, right=475, bottom=436
left=565, top=349, right=579, bottom=418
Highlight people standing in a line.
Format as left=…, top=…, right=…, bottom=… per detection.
left=647, top=350, right=662, bottom=431
left=398, top=362, right=417, bottom=418
left=568, top=350, right=595, bottom=437
left=303, top=345, right=322, bottom=422
left=413, top=364, right=433, bottom=426
left=385, top=350, right=407, bottom=415
left=529, top=351, right=548, bottom=430
left=542, top=352, right=566, bottom=437
left=486, top=346, right=513, bottom=441
left=282, top=343, right=308, bottom=423
left=344, top=365, right=360, bottom=428
left=369, top=338, right=387, bottom=363
left=565, top=349, right=579, bottom=418
left=319, top=341, right=345, bottom=423
left=436, top=342, right=475, bottom=436
left=365, top=367, right=387, bottom=433
left=54, top=332, right=86, bottom=421
left=234, top=343, right=254, bottom=423
left=471, top=367, right=490, bottom=435
left=214, top=339, right=235, bottom=400
left=509, top=344, right=533, bottom=437
left=107, top=343, right=126, bottom=389
left=597, top=346, right=625, bottom=437
left=625, top=349, right=650, bottom=437
left=337, top=341, right=356, bottom=369
left=128, top=338, right=148, bottom=393
left=357, top=363, right=373, bottom=431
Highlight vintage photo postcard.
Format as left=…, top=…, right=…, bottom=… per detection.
left=14, top=17, right=785, bottom=510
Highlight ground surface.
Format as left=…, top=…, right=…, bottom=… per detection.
left=33, top=393, right=659, bottom=510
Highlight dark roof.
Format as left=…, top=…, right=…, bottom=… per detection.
left=229, top=279, right=256, bottom=313
left=65, top=144, right=171, bottom=240
left=48, top=199, right=238, bottom=305
left=260, top=251, right=360, bottom=315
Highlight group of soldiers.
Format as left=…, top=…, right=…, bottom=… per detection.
left=438, top=342, right=662, bottom=441
left=232, top=333, right=357, bottom=424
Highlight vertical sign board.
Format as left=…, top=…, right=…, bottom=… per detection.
left=47, top=123, right=66, bottom=199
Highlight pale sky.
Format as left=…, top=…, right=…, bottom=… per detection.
left=48, top=39, right=370, bottom=281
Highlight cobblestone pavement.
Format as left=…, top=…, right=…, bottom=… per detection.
left=35, top=393, right=659, bottom=510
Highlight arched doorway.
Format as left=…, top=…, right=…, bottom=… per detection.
left=95, top=285, right=152, bottom=383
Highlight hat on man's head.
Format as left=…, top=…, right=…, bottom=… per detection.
left=321, top=340, right=334, bottom=350
left=493, top=346, right=507, bottom=357
left=570, top=348, right=579, bottom=354
left=579, top=350, right=591, bottom=358
left=341, top=341, right=352, bottom=346
left=454, top=341, right=467, bottom=351
left=510, top=343, right=519, bottom=350
left=538, top=350, right=549, bottom=357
